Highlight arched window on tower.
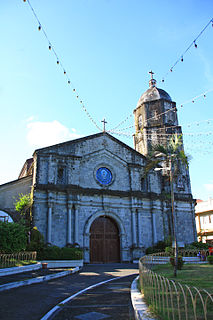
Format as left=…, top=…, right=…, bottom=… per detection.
left=138, top=115, right=143, bottom=130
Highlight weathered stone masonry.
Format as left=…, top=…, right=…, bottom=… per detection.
left=0, top=79, right=197, bottom=262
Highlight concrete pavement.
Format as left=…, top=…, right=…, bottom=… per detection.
left=0, top=263, right=138, bottom=320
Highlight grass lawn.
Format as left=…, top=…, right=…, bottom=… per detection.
left=152, top=263, right=213, bottom=293
left=0, top=260, right=37, bottom=268
left=142, top=264, right=213, bottom=319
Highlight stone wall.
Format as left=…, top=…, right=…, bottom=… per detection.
left=31, top=132, right=196, bottom=262
left=0, top=176, right=32, bottom=221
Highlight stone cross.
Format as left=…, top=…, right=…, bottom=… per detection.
left=101, top=118, right=107, bottom=132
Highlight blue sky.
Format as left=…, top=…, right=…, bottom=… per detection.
left=0, top=0, right=213, bottom=200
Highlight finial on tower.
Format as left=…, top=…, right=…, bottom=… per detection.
left=149, top=70, right=157, bottom=88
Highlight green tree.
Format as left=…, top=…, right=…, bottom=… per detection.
left=145, top=134, right=189, bottom=277
left=14, top=193, right=32, bottom=227
left=0, top=221, right=27, bottom=253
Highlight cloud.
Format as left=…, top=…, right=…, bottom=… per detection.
left=27, top=120, right=81, bottom=148
left=25, top=116, right=35, bottom=123
left=204, top=183, right=213, bottom=192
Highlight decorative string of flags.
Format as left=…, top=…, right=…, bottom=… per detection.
left=23, top=0, right=102, bottom=131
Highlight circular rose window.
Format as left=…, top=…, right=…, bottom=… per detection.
left=96, top=167, right=112, bottom=185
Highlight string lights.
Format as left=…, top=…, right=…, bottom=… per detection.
left=23, top=0, right=101, bottom=131
left=111, top=87, right=213, bottom=133
left=110, top=114, right=133, bottom=131
left=160, top=18, right=213, bottom=82
left=23, top=0, right=213, bottom=150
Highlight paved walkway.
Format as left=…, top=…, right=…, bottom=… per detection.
left=0, top=263, right=138, bottom=320
left=50, top=275, right=136, bottom=320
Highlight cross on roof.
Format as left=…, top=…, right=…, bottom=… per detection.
left=149, top=70, right=154, bottom=80
left=101, top=118, right=107, bottom=132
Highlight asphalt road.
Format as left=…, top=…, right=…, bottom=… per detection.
left=0, top=263, right=138, bottom=320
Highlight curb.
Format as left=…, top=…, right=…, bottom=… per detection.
left=0, top=263, right=42, bottom=277
left=131, top=276, right=157, bottom=320
left=0, top=267, right=79, bottom=292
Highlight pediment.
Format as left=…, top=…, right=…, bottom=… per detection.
left=82, top=148, right=127, bottom=166
left=34, top=132, right=146, bottom=166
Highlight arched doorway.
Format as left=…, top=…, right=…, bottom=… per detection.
left=0, top=210, right=14, bottom=223
left=90, top=216, right=120, bottom=263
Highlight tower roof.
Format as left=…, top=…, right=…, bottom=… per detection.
left=136, top=71, right=172, bottom=108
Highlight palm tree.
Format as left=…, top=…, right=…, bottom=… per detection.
left=145, top=134, right=189, bottom=277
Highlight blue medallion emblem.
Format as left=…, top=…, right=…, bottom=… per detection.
left=96, top=167, right=112, bottom=185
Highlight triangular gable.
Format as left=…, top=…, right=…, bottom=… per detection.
left=33, top=132, right=146, bottom=161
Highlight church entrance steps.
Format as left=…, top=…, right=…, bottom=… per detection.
left=0, top=267, right=79, bottom=292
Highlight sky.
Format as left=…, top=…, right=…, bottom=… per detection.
left=0, top=0, right=213, bottom=200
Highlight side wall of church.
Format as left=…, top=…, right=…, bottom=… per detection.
left=0, top=176, right=33, bottom=222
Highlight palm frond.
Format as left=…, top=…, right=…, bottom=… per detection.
left=168, top=134, right=182, bottom=152
left=178, top=149, right=189, bottom=168
left=150, top=144, right=168, bottom=156
left=144, top=159, right=161, bottom=174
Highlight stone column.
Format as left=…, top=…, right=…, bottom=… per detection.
left=67, top=204, right=72, bottom=245
left=47, top=192, right=54, bottom=244
left=132, top=210, right=137, bottom=246
left=152, top=212, right=157, bottom=244
left=74, top=205, right=79, bottom=244
left=47, top=205, right=52, bottom=244
left=137, top=210, right=142, bottom=246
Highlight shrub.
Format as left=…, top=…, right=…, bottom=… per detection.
left=145, top=240, right=168, bottom=254
left=207, top=255, right=213, bottom=264
left=37, top=246, right=83, bottom=260
left=26, top=227, right=45, bottom=253
left=0, top=221, right=27, bottom=253
left=165, top=246, right=173, bottom=255
left=170, top=256, right=184, bottom=270
left=14, top=193, right=32, bottom=215
left=185, top=241, right=209, bottom=250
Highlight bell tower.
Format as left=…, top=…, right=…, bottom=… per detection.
left=133, top=71, right=182, bottom=156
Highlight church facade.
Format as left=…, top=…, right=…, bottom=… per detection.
left=0, top=78, right=197, bottom=263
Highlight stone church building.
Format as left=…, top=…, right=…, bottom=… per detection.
left=0, top=77, right=197, bottom=263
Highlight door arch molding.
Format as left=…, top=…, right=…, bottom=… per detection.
left=83, top=210, right=127, bottom=263
left=90, top=216, right=120, bottom=263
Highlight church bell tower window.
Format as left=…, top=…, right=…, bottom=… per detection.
left=138, top=115, right=143, bottom=130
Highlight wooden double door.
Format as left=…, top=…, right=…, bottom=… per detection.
left=90, top=216, right=120, bottom=263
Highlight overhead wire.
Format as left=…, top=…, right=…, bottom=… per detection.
left=111, top=86, right=213, bottom=133
left=23, top=0, right=213, bottom=143
left=160, top=18, right=213, bottom=82
left=23, top=0, right=102, bottom=131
